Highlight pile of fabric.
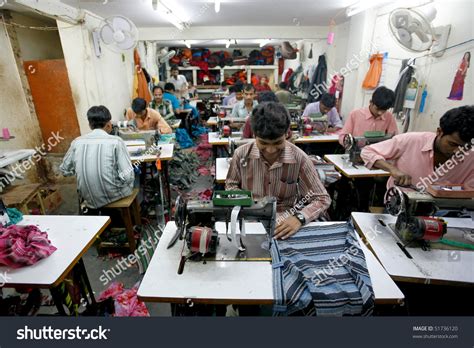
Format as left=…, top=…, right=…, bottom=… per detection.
left=97, top=282, right=149, bottom=317
left=0, top=224, right=57, bottom=268
left=271, top=222, right=374, bottom=316
left=169, top=150, right=201, bottom=190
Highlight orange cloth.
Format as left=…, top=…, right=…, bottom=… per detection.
left=362, top=54, right=384, bottom=90
left=126, top=108, right=172, bottom=134
left=133, top=49, right=151, bottom=103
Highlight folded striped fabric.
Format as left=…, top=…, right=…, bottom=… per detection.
left=0, top=225, right=57, bottom=268
left=271, top=222, right=374, bottom=316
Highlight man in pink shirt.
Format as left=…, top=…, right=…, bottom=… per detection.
left=339, top=86, right=398, bottom=145
left=361, top=105, right=474, bottom=191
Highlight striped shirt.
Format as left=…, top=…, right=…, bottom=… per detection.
left=226, top=140, right=331, bottom=223
left=60, top=129, right=135, bottom=209
left=150, top=99, right=175, bottom=121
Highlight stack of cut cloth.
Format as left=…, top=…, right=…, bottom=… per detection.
left=0, top=224, right=57, bottom=268
left=97, top=282, right=149, bottom=317
left=169, top=150, right=201, bottom=190
left=271, top=222, right=374, bottom=316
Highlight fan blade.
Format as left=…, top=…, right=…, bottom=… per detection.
left=112, top=16, right=132, bottom=33
left=100, top=24, right=116, bottom=45
left=397, top=28, right=412, bottom=46
left=116, top=31, right=137, bottom=50
left=392, top=13, right=409, bottom=29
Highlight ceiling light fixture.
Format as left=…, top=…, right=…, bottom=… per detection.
left=259, top=39, right=271, bottom=47
left=215, top=0, right=221, bottom=13
left=183, top=40, right=191, bottom=48
left=153, top=0, right=187, bottom=31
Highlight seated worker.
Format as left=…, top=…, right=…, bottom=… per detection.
left=150, top=86, right=175, bottom=122
left=163, top=83, right=183, bottom=113
left=218, top=81, right=229, bottom=95
left=302, top=93, right=342, bottom=133
left=255, top=75, right=272, bottom=93
left=242, top=91, right=291, bottom=139
left=339, top=86, right=398, bottom=145
left=222, top=85, right=236, bottom=106
left=275, top=81, right=292, bottom=104
left=361, top=105, right=474, bottom=190
left=60, top=106, right=134, bottom=209
left=224, top=82, right=244, bottom=107
left=226, top=102, right=331, bottom=239
left=126, top=98, right=172, bottom=134
left=231, top=83, right=258, bottom=119
left=167, top=65, right=188, bottom=99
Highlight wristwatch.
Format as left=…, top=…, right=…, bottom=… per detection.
left=295, top=212, right=306, bottom=225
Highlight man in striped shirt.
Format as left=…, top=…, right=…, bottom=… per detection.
left=60, top=106, right=135, bottom=209
left=226, top=102, right=331, bottom=240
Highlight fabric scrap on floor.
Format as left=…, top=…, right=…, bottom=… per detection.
left=98, top=282, right=149, bottom=317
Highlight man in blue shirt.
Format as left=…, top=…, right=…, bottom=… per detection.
left=163, top=83, right=182, bottom=113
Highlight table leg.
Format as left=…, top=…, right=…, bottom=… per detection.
left=163, top=161, right=171, bottom=218
left=122, top=207, right=136, bottom=252
left=50, top=287, right=67, bottom=316
left=76, top=258, right=97, bottom=306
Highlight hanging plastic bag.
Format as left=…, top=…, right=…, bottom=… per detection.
left=362, top=53, right=384, bottom=90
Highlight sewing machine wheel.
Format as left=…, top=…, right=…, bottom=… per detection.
left=343, top=134, right=355, bottom=150
left=174, top=196, right=187, bottom=229
left=385, top=187, right=406, bottom=216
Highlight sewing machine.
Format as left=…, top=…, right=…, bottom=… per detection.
left=343, top=132, right=393, bottom=165
left=385, top=186, right=474, bottom=249
left=295, top=113, right=329, bottom=136
left=228, top=137, right=254, bottom=158
left=168, top=192, right=277, bottom=274
left=112, top=121, right=161, bottom=156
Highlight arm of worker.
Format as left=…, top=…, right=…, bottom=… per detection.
left=360, top=136, right=412, bottom=186
left=338, top=111, right=355, bottom=145
left=274, top=157, right=331, bottom=240
left=230, top=103, right=240, bottom=118
left=386, top=112, right=399, bottom=136
left=327, top=108, right=343, bottom=133
left=225, top=150, right=242, bottom=190
left=163, top=103, right=175, bottom=121
left=125, top=108, right=135, bottom=121
left=150, top=110, right=172, bottom=134
left=59, top=142, right=76, bottom=177
left=302, top=104, right=311, bottom=117
left=116, top=140, right=135, bottom=185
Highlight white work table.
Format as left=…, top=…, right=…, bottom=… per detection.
left=138, top=221, right=404, bottom=305
left=215, top=157, right=230, bottom=184
left=208, top=132, right=243, bottom=146
left=0, top=215, right=110, bottom=288
left=352, top=212, right=474, bottom=286
left=294, top=134, right=339, bottom=144
left=325, top=154, right=390, bottom=178
left=206, top=117, right=218, bottom=127
left=0, top=149, right=36, bottom=169
left=130, top=143, right=174, bottom=163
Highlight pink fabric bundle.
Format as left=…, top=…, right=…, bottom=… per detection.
left=0, top=225, right=57, bottom=268
left=98, top=282, right=149, bottom=317
left=197, top=165, right=211, bottom=176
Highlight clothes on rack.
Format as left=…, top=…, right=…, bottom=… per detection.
left=448, top=52, right=470, bottom=101
left=307, top=54, right=327, bottom=103
left=362, top=53, right=384, bottom=90
left=393, top=59, right=415, bottom=114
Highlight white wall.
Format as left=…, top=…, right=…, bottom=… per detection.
left=57, top=12, right=134, bottom=134
left=11, top=12, right=64, bottom=61
left=341, top=0, right=474, bottom=131
left=0, top=15, right=43, bottom=151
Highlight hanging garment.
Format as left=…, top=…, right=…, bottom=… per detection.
left=393, top=59, right=414, bottom=114
left=281, top=41, right=297, bottom=60
left=448, top=52, right=470, bottom=100
left=0, top=225, right=57, bottom=268
left=133, top=49, right=152, bottom=103
left=307, top=54, right=327, bottom=103
left=271, top=222, right=374, bottom=316
left=308, top=43, right=313, bottom=59
left=329, top=74, right=344, bottom=114
left=362, top=53, right=384, bottom=90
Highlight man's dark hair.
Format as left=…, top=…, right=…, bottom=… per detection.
left=320, top=93, right=336, bottom=109
left=164, top=83, right=176, bottom=92
left=257, top=91, right=278, bottom=103
left=131, top=98, right=147, bottom=113
left=251, top=102, right=290, bottom=140
left=372, top=86, right=395, bottom=110
left=439, top=105, right=474, bottom=143
left=152, top=85, right=164, bottom=93
left=228, top=86, right=236, bottom=94
left=170, top=65, right=179, bottom=72
left=87, top=105, right=111, bottom=129
left=234, top=84, right=244, bottom=93
left=243, top=83, right=255, bottom=92
left=221, top=81, right=228, bottom=87
left=279, top=81, right=288, bottom=90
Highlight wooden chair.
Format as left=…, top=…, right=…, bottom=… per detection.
left=1, top=183, right=45, bottom=215
left=103, top=188, right=141, bottom=252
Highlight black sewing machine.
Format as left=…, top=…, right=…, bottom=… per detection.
left=168, top=193, right=277, bottom=274
left=228, top=138, right=254, bottom=158
left=343, top=132, right=393, bottom=165
left=385, top=186, right=474, bottom=250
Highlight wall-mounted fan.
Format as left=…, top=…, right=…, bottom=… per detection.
left=156, top=48, right=176, bottom=66
left=98, top=15, right=138, bottom=53
left=389, top=5, right=451, bottom=57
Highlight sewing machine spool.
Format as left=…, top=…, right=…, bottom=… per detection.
left=222, top=125, right=232, bottom=137
left=303, top=124, right=313, bottom=136
left=186, top=226, right=219, bottom=254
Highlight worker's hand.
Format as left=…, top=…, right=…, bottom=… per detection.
left=274, top=216, right=302, bottom=240
left=391, top=168, right=412, bottom=187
